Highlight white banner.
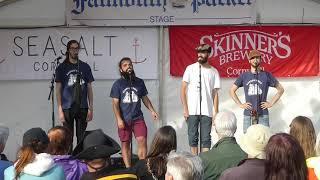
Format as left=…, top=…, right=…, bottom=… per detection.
left=0, top=28, right=158, bottom=80
left=66, top=0, right=256, bottom=26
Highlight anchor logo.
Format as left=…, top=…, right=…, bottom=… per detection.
left=0, top=58, right=6, bottom=64
left=132, top=38, right=147, bottom=64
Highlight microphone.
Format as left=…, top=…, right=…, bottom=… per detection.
left=55, top=56, right=63, bottom=61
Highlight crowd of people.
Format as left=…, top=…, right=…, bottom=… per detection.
left=1, top=113, right=320, bottom=180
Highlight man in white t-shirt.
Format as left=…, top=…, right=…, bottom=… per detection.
left=181, top=44, right=221, bottom=155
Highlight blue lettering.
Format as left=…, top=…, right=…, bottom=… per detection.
left=71, top=0, right=167, bottom=14
left=72, top=0, right=85, bottom=14
left=191, top=0, right=251, bottom=13
left=70, top=0, right=250, bottom=15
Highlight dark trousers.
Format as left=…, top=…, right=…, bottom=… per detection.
left=63, top=108, right=88, bottom=148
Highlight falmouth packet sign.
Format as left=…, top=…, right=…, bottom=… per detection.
left=66, top=0, right=256, bottom=26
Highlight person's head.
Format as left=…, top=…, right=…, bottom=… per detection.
left=65, top=40, right=80, bottom=61
left=47, top=126, right=72, bottom=155
left=165, top=151, right=203, bottom=180
left=118, top=57, right=136, bottom=80
left=15, top=127, right=49, bottom=179
left=214, top=111, right=237, bottom=138
left=195, top=44, right=211, bottom=64
left=0, top=125, right=9, bottom=153
left=238, top=124, right=271, bottom=159
left=248, top=49, right=262, bottom=69
left=265, top=133, right=308, bottom=180
left=73, top=129, right=120, bottom=172
left=289, top=116, right=316, bottom=159
left=146, top=126, right=177, bottom=177
left=148, top=126, right=177, bottom=158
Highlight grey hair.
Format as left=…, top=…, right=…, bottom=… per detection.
left=215, top=111, right=237, bottom=137
left=0, top=125, right=9, bottom=146
left=166, top=151, right=203, bottom=180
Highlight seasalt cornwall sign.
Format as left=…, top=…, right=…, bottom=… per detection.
left=0, top=28, right=158, bottom=80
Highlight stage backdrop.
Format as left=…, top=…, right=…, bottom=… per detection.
left=0, top=27, right=158, bottom=80
left=169, top=26, right=320, bottom=78
left=66, top=0, right=256, bottom=26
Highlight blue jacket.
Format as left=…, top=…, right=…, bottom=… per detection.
left=0, top=160, right=13, bottom=180
left=4, top=153, right=65, bottom=180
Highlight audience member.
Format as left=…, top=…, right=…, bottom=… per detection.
left=132, top=125, right=177, bottom=180
left=306, top=131, right=320, bottom=180
left=4, top=127, right=65, bottom=180
left=199, top=111, right=246, bottom=180
left=265, top=133, right=308, bottom=180
left=165, top=151, right=203, bottom=180
left=0, top=125, right=9, bottom=161
left=47, top=126, right=88, bottom=180
left=220, top=124, right=272, bottom=180
left=290, top=116, right=316, bottom=159
left=72, top=129, right=137, bottom=180
left=0, top=125, right=13, bottom=180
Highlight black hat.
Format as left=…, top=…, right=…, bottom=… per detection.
left=195, top=44, right=212, bottom=53
left=23, top=127, right=49, bottom=146
left=72, top=129, right=120, bottom=160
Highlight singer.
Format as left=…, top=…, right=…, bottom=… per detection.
left=230, top=49, right=284, bottom=133
left=181, top=44, right=220, bottom=155
left=55, top=40, right=94, bottom=146
left=110, top=57, right=159, bottom=168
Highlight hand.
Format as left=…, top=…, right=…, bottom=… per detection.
left=212, top=114, right=216, bottom=126
left=86, top=109, right=93, bottom=122
left=261, top=101, right=272, bottom=109
left=151, top=111, right=159, bottom=121
left=183, top=109, right=189, bottom=121
left=239, top=103, right=252, bottom=110
left=58, top=109, right=65, bottom=123
left=117, top=120, right=125, bottom=129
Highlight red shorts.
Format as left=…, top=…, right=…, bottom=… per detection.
left=118, top=119, right=147, bottom=142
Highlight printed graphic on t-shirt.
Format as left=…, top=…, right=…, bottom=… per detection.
left=246, top=79, right=262, bottom=96
left=67, top=70, right=85, bottom=87
left=122, top=87, right=138, bottom=103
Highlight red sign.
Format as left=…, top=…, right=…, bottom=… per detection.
left=169, top=26, right=320, bottom=78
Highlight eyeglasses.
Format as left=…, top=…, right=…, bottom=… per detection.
left=69, top=47, right=80, bottom=51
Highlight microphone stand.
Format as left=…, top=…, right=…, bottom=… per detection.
left=75, top=57, right=81, bottom=116
left=199, top=63, right=202, bottom=153
left=251, top=66, right=259, bottom=125
left=128, top=73, right=135, bottom=167
left=48, top=56, right=61, bottom=128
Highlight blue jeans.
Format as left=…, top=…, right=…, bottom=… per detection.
left=243, top=115, right=269, bottom=133
left=187, top=115, right=212, bottom=148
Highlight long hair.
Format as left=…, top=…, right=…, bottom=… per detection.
left=265, top=133, right=308, bottom=180
left=289, top=116, right=316, bottom=158
left=64, top=40, right=80, bottom=63
left=47, top=126, right=72, bottom=155
left=14, top=140, right=48, bottom=179
left=146, top=126, right=177, bottom=178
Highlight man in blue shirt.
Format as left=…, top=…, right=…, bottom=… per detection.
left=56, top=40, right=94, bottom=145
left=230, top=49, right=284, bottom=133
left=110, top=57, right=158, bottom=168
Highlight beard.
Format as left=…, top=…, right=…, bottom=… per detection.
left=251, top=62, right=260, bottom=69
left=70, top=53, right=78, bottom=60
left=121, top=69, right=136, bottom=80
left=198, top=57, right=208, bottom=64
